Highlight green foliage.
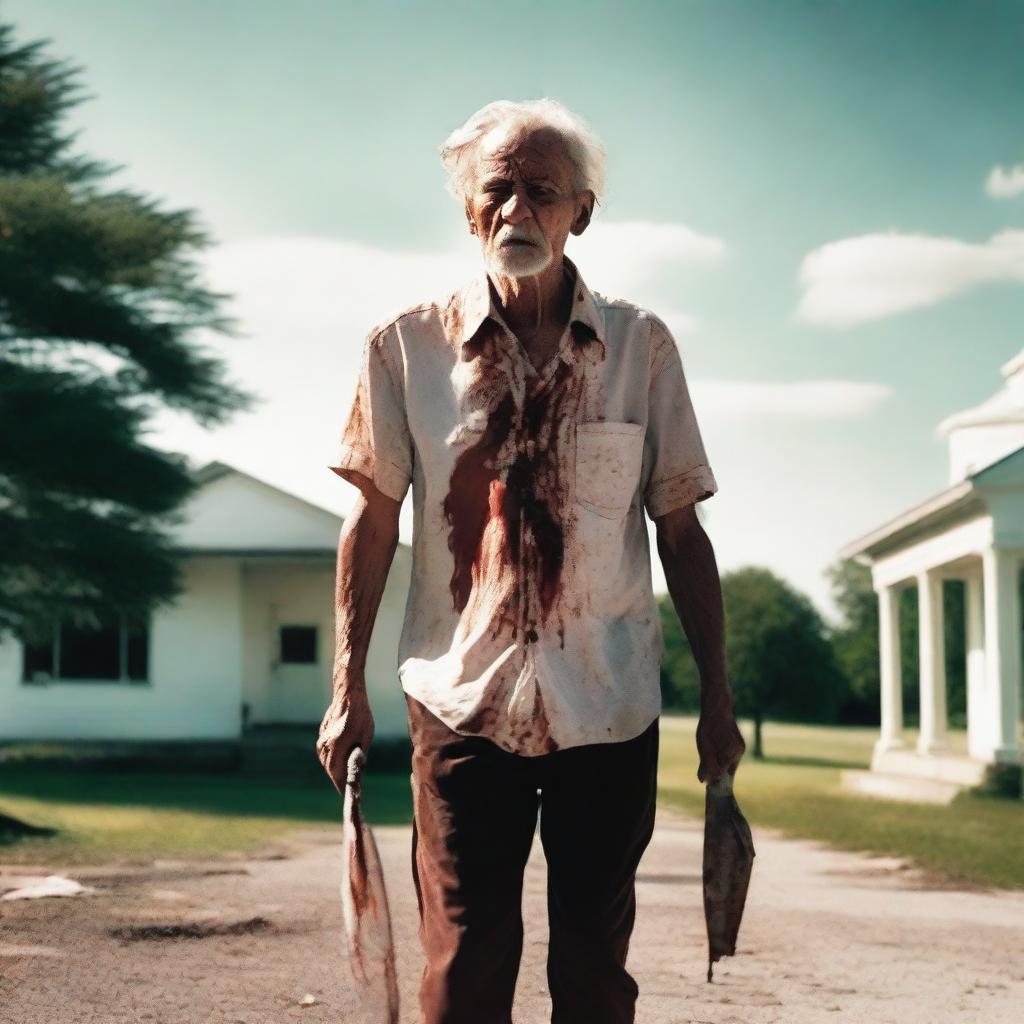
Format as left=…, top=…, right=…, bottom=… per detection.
left=657, top=594, right=701, bottom=710
left=662, top=555, right=980, bottom=731
left=825, top=558, right=880, bottom=724
left=659, top=565, right=847, bottom=724
left=943, top=582, right=967, bottom=726
left=825, top=559, right=968, bottom=729
left=0, top=22, right=256, bottom=642
left=722, top=566, right=847, bottom=724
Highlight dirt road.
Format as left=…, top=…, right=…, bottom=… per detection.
left=2, top=807, right=1023, bottom=1023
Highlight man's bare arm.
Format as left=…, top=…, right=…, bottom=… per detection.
left=316, top=473, right=401, bottom=792
left=654, top=502, right=746, bottom=782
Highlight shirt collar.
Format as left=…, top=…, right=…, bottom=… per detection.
left=442, top=254, right=606, bottom=356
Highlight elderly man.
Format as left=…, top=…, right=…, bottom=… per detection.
left=317, top=98, right=745, bottom=1024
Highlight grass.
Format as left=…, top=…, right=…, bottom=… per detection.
left=1, top=719, right=1021, bottom=889
left=658, top=714, right=1024, bottom=891
left=0, top=729, right=412, bottom=866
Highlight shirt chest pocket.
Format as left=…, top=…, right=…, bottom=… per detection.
left=575, top=421, right=645, bottom=519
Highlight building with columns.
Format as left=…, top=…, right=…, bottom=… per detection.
left=839, top=350, right=1024, bottom=802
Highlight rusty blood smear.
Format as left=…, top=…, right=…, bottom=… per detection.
left=436, top=308, right=604, bottom=755
left=341, top=747, right=399, bottom=1022
left=442, top=318, right=600, bottom=652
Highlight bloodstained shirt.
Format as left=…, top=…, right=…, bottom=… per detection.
left=328, top=254, right=718, bottom=755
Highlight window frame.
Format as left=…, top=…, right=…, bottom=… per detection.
left=20, top=614, right=151, bottom=686
left=277, top=623, right=319, bottom=666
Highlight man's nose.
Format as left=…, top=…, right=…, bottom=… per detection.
left=500, top=188, right=533, bottom=224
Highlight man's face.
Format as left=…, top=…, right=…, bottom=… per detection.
left=465, top=125, right=593, bottom=279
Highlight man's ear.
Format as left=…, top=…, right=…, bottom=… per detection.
left=465, top=201, right=476, bottom=236
left=570, top=190, right=595, bottom=236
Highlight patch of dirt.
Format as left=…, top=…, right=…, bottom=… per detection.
left=68, top=865, right=252, bottom=889
left=821, top=859, right=997, bottom=893
left=2, top=817, right=1023, bottom=1023
left=108, top=916, right=274, bottom=941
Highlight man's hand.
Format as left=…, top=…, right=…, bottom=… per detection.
left=317, top=678, right=375, bottom=796
left=695, top=691, right=746, bottom=783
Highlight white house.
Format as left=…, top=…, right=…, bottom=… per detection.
left=0, top=460, right=412, bottom=743
left=839, top=350, right=1024, bottom=802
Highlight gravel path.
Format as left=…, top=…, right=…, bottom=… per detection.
left=2, top=806, right=1023, bottom=1023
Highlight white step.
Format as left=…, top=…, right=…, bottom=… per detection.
left=870, top=747, right=989, bottom=786
left=840, top=769, right=965, bottom=805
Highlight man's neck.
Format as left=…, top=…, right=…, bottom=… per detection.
left=488, top=257, right=574, bottom=337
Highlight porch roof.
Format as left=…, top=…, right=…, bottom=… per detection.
left=839, top=445, right=1024, bottom=563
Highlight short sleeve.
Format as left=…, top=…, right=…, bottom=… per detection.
left=642, top=317, right=718, bottom=519
left=327, top=327, right=413, bottom=503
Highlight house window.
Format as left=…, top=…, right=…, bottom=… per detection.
left=21, top=615, right=149, bottom=684
left=280, top=625, right=318, bottom=664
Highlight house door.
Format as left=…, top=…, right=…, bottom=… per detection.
left=269, top=621, right=329, bottom=723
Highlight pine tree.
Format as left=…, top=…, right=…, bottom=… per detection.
left=0, top=21, right=256, bottom=645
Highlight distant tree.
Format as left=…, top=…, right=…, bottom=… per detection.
left=0, top=21, right=255, bottom=645
left=657, top=594, right=700, bottom=711
left=824, top=559, right=967, bottom=729
left=945, top=583, right=967, bottom=726
left=898, top=587, right=919, bottom=722
left=659, top=565, right=846, bottom=754
left=825, top=558, right=880, bottom=724
left=722, top=566, right=846, bottom=759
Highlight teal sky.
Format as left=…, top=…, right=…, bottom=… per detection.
left=7, top=0, right=1024, bottom=621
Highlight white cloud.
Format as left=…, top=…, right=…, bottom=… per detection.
left=576, top=218, right=726, bottom=269
left=796, top=229, right=1024, bottom=328
left=662, top=311, right=699, bottom=339
left=691, top=379, right=891, bottom=419
left=141, top=226, right=886, bottom=626
left=986, top=164, right=1024, bottom=199
left=573, top=219, right=726, bottom=307
left=144, top=223, right=724, bottom=522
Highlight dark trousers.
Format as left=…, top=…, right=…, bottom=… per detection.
left=405, top=694, right=660, bottom=1024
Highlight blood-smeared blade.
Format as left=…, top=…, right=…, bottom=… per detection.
left=340, top=746, right=399, bottom=1023
left=702, top=772, right=755, bottom=983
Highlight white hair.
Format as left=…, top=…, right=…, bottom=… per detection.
left=439, top=98, right=607, bottom=208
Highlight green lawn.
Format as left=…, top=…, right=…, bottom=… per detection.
left=659, top=714, right=1024, bottom=891
left=1, top=719, right=1021, bottom=890
left=0, top=736, right=412, bottom=866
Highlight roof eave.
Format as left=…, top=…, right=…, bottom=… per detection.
left=838, top=479, right=979, bottom=563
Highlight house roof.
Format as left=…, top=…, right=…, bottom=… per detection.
left=838, top=445, right=1024, bottom=563
left=190, top=459, right=348, bottom=524
left=172, top=458, right=410, bottom=556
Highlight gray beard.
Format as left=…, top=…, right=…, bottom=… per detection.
left=485, top=239, right=553, bottom=278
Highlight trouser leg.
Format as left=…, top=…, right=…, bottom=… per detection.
left=539, top=717, right=659, bottom=1024
left=406, top=695, right=540, bottom=1024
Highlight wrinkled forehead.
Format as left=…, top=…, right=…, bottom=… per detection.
left=475, top=124, right=576, bottom=187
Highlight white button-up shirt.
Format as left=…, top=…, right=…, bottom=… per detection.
left=329, top=255, right=717, bottom=755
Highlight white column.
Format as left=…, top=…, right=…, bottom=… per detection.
left=916, top=569, right=949, bottom=755
left=981, top=546, right=1022, bottom=764
left=965, top=571, right=988, bottom=760
left=875, top=584, right=905, bottom=754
